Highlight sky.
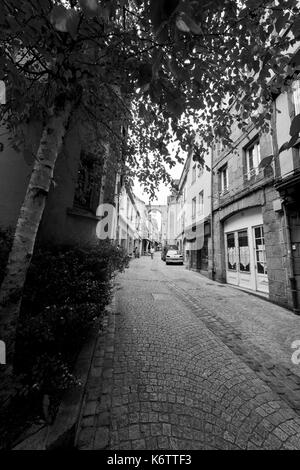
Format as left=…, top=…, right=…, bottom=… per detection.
left=133, top=161, right=184, bottom=206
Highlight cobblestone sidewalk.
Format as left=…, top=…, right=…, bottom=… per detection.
left=76, top=255, right=300, bottom=450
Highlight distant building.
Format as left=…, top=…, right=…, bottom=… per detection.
left=166, top=181, right=179, bottom=246
left=147, top=204, right=167, bottom=246
left=176, top=140, right=212, bottom=277
left=116, top=184, right=145, bottom=256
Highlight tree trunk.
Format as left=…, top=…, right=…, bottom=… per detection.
left=0, top=102, right=73, bottom=368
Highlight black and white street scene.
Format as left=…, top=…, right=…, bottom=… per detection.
left=1, top=0, right=300, bottom=453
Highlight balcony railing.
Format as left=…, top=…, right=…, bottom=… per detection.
left=244, top=166, right=264, bottom=181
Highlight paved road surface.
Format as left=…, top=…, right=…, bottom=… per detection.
left=77, top=253, right=300, bottom=450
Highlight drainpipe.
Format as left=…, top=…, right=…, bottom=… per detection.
left=283, top=202, right=299, bottom=314
left=210, top=145, right=215, bottom=280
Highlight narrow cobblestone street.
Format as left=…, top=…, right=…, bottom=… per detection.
left=77, top=253, right=300, bottom=450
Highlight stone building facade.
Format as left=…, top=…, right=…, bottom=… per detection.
left=0, top=116, right=121, bottom=248
left=168, top=98, right=298, bottom=310
left=174, top=144, right=212, bottom=278
left=211, top=114, right=290, bottom=306
left=272, top=77, right=300, bottom=313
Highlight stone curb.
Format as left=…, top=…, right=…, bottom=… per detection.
left=45, top=323, right=101, bottom=450
left=13, top=290, right=117, bottom=451
left=13, top=322, right=100, bottom=451
left=46, top=289, right=117, bottom=450
left=75, top=293, right=117, bottom=450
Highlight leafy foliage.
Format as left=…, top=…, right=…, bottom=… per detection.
left=14, top=240, right=129, bottom=396
left=0, top=237, right=129, bottom=448
left=0, top=227, right=13, bottom=285
left=278, top=111, right=300, bottom=155
left=1, top=0, right=300, bottom=195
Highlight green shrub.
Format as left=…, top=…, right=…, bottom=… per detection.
left=20, top=240, right=128, bottom=315
left=14, top=239, right=129, bottom=398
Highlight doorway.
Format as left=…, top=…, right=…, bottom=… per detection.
left=224, top=208, right=269, bottom=294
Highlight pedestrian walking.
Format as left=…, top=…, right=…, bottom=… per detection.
left=150, top=246, right=154, bottom=259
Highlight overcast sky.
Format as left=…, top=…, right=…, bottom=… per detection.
left=133, top=160, right=184, bottom=206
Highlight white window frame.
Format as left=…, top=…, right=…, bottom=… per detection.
left=192, top=197, right=196, bottom=219
left=292, top=79, right=300, bottom=115
left=245, top=140, right=261, bottom=180
left=198, top=190, right=204, bottom=216
left=220, top=165, right=228, bottom=194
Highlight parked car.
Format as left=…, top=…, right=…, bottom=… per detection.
left=161, top=244, right=177, bottom=261
left=165, top=249, right=183, bottom=265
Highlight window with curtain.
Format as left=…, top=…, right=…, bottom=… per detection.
left=219, top=165, right=228, bottom=193
left=292, top=79, right=300, bottom=115
left=245, top=140, right=260, bottom=179
left=198, top=191, right=204, bottom=216
left=192, top=197, right=196, bottom=219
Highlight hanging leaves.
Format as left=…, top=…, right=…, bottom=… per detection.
left=2, top=0, right=300, bottom=198
left=277, top=113, right=300, bottom=156
left=290, top=113, right=300, bottom=136
left=275, top=13, right=290, bottom=34
left=138, top=63, right=152, bottom=87
left=49, top=5, right=79, bottom=36
left=149, top=0, right=179, bottom=31
left=292, top=16, right=300, bottom=39
left=259, top=154, right=273, bottom=169
left=278, top=141, right=291, bottom=155
left=166, top=89, right=185, bottom=118
left=175, top=14, right=190, bottom=33
left=168, top=58, right=189, bottom=82
left=66, top=10, right=80, bottom=39
left=49, top=5, right=70, bottom=32
left=175, top=12, right=202, bottom=35
left=152, top=49, right=163, bottom=80
left=79, top=0, right=99, bottom=17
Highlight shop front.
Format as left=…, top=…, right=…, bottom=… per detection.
left=224, top=207, right=269, bottom=294
left=184, top=220, right=210, bottom=273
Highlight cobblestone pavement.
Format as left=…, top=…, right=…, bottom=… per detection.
left=76, top=254, right=300, bottom=450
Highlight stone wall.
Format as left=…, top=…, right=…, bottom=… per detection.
left=262, top=186, right=293, bottom=309
left=212, top=184, right=292, bottom=309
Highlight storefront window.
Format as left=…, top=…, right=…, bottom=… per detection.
left=227, top=232, right=236, bottom=270
left=254, top=226, right=267, bottom=274
left=238, top=230, right=250, bottom=272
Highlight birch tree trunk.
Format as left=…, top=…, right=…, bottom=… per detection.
left=0, top=102, right=73, bottom=369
